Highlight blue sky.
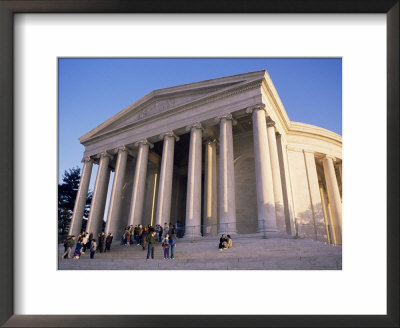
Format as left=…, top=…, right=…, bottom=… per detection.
left=58, top=58, right=342, bottom=187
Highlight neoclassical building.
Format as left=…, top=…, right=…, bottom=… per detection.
left=69, top=70, right=342, bottom=245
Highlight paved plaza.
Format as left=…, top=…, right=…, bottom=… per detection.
left=58, top=234, right=342, bottom=270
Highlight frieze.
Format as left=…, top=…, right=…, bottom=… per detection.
left=139, top=98, right=176, bottom=120
left=83, top=79, right=262, bottom=145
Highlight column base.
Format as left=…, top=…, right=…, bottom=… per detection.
left=217, top=228, right=238, bottom=236
left=182, top=233, right=202, bottom=240
left=182, top=226, right=202, bottom=240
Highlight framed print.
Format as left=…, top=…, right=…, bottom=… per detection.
left=0, top=1, right=398, bottom=327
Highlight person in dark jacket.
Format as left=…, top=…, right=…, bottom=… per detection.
left=146, top=231, right=158, bottom=259
left=105, top=233, right=113, bottom=252
left=137, top=225, right=143, bottom=246
left=158, top=225, right=163, bottom=242
left=87, top=232, right=93, bottom=250
left=98, top=232, right=106, bottom=253
left=73, top=237, right=83, bottom=259
left=62, top=235, right=75, bottom=259
left=169, top=235, right=176, bottom=259
left=133, top=225, right=139, bottom=244
left=141, top=227, right=148, bottom=250
left=218, top=234, right=227, bottom=251
left=90, top=238, right=97, bottom=259
left=168, top=224, right=177, bottom=240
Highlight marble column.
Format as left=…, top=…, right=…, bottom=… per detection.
left=128, top=139, right=153, bottom=227
left=266, top=119, right=285, bottom=232
left=322, top=155, right=342, bottom=245
left=216, top=114, right=237, bottom=235
left=338, top=163, right=342, bottom=184
left=203, top=138, right=218, bottom=236
left=69, top=157, right=93, bottom=236
left=86, top=152, right=112, bottom=236
left=246, top=104, right=277, bottom=233
left=105, top=147, right=128, bottom=236
left=319, top=182, right=332, bottom=244
left=155, top=131, right=179, bottom=226
left=184, top=123, right=203, bottom=238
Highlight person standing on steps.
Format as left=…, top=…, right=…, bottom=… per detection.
left=146, top=230, right=158, bottom=259
left=162, top=233, right=170, bottom=259
left=99, top=232, right=106, bottom=253
left=105, top=233, right=113, bottom=252
left=158, top=225, right=163, bottom=242
left=164, top=222, right=169, bottom=237
left=88, top=232, right=93, bottom=251
left=141, top=227, right=148, bottom=250
left=81, top=232, right=89, bottom=254
left=90, top=238, right=97, bottom=259
left=62, top=235, right=75, bottom=259
left=73, top=237, right=83, bottom=259
left=169, top=234, right=176, bottom=259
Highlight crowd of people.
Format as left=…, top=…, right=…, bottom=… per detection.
left=62, top=225, right=233, bottom=261
left=62, top=223, right=180, bottom=260
left=121, top=223, right=177, bottom=259
left=62, top=231, right=114, bottom=259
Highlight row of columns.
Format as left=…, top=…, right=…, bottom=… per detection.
left=70, top=103, right=341, bottom=243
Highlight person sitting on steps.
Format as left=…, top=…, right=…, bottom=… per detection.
left=222, top=234, right=232, bottom=249
left=218, top=234, right=227, bottom=251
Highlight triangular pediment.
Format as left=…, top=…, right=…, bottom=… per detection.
left=80, top=70, right=266, bottom=143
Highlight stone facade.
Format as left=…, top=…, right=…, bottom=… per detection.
left=69, top=70, right=342, bottom=245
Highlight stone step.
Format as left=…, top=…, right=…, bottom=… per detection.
left=59, top=233, right=342, bottom=270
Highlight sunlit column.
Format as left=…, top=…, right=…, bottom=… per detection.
left=155, top=131, right=179, bottom=226
left=246, top=104, right=277, bottom=233
left=105, top=147, right=128, bottom=236
left=69, top=157, right=93, bottom=236
left=319, top=182, right=332, bottom=244
left=322, top=155, right=342, bottom=245
left=216, top=114, right=237, bottom=235
left=86, top=152, right=112, bottom=236
left=128, top=139, right=153, bottom=227
left=266, top=119, right=285, bottom=232
left=338, top=163, right=342, bottom=184
left=203, top=138, right=218, bottom=236
left=184, top=123, right=203, bottom=238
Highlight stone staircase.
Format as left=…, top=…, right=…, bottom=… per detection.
left=59, top=234, right=342, bottom=270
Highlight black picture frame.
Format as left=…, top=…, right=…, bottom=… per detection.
left=0, top=1, right=398, bottom=327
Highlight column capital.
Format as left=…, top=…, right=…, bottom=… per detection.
left=204, top=137, right=217, bottom=145
left=245, top=103, right=266, bottom=114
left=324, top=154, right=337, bottom=162
left=214, top=113, right=237, bottom=126
left=81, top=156, right=93, bottom=164
left=111, top=146, right=134, bottom=158
left=266, top=116, right=276, bottom=128
left=117, top=146, right=129, bottom=153
left=185, top=122, right=204, bottom=132
left=135, top=139, right=154, bottom=149
left=159, top=130, right=180, bottom=142
left=98, top=151, right=113, bottom=160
